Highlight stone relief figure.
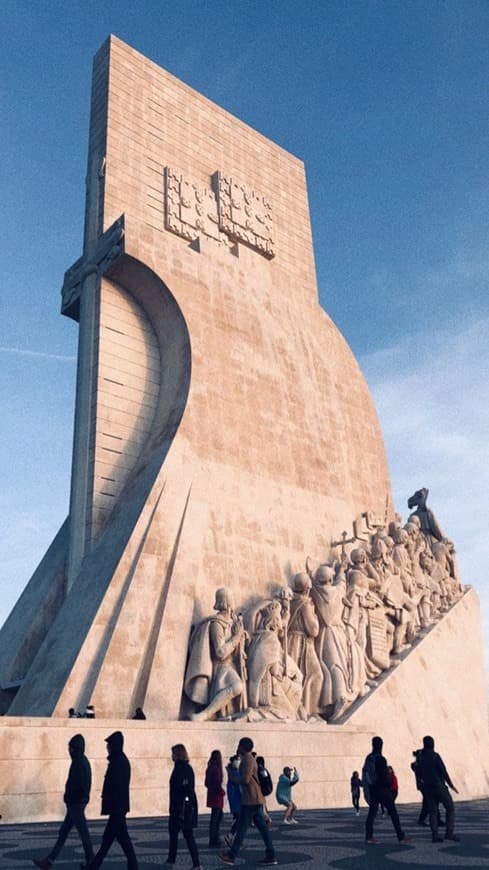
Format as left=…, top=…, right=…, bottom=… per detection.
left=183, top=489, right=466, bottom=724
left=371, top=535, right=417, bottom=653
left=310, top=562, right=367, bottom=721
left=184, top=587, right=245, bottom=721
left=245, top=597, right=303, bottom=721
left=286, top=573, right=323, bottom=717
left=407, top=487, right=446, bottom=545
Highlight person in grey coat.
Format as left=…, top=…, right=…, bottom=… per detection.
left=32, top=733, right=94, bottom=868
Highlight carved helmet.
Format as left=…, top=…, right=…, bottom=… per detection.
left=214, top=587, right=233, bottom=611
left=292, top=572, right=311, bottom=593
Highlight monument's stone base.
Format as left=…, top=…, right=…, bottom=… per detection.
left=1, top=590, right=487, bottom=824
left=0, top=718, right=374, bottom=823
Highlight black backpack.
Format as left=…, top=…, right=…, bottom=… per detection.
left=258, top=765, right=273, bottom=797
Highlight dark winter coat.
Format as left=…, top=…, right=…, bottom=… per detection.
left=366, top=752, right=390, bottom=791
left=169, top=759, right=198, bottom=828
left=205, top=758, right=225, bottom=809
left=416, top=748, right=454, bottom=791
left=64, top=734, right=92, bottom=806
left=101, top=731, right=131, bottom=815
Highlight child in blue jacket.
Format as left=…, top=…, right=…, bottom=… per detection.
left=276, top=766, right=299, bottom=824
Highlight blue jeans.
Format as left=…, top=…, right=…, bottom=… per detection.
left=47, top=803, right=94, bottom=863
left=230, top=804, right=275, bottom=860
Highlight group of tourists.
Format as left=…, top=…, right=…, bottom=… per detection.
left=31, top=728, right=458, bottom=869
left=350, top=735, right=459, bottom=846
left=31, top=732, right=298, bottom=869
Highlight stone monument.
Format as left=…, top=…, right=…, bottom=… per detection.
left=0, top=35, right=392, bottom=719
left=0, top=36, right=487, bottom=822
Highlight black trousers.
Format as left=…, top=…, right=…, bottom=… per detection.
left=418, top=789, right=441, bottom=823
left=352, top=793, right=360, bottom=811
left=89, top=813, right=138, bottom=869
left=209, top=807, right=223, bottom=845
left=425, top=783, right=454, bottom=838
left=167, top=814, right=200, bottom=867
left=366, top=787, right=404, bottom=841
left=47, top=803, right=94, bottom=863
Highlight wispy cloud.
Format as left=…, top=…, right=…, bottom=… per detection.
left=0, top=346, right=75, bottom=362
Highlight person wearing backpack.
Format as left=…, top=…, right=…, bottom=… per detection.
left=219, top=736, right=277, bottom=866
left=362, top=736, right=411, bottom=845
left=256, top=756, right=273, bottom=825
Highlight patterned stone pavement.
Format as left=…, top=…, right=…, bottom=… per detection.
left=1, top=801, right=488, bottom=869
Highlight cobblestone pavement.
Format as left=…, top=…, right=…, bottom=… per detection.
left=1, top=800, right=488, bottom=869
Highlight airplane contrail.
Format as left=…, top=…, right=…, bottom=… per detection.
left=0, top=346, right=76, bottom=362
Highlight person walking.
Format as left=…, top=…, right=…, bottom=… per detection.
left=219, top=736, right=277, bottom=866
left=165, top=743, right=202, bottom=869
left=415, top=735, right=459, bottom=843
left=32, top=734, right=94, bottom=869
left=81, top=731, right=138, bottom=869
left=362, top=736, right=411, bottom=845
left=256, top=756, right=273, bottom=826
left=206, top=749, right=225, bottom=847
left=276, top=766, right=299, bottom=824
left=350, top=771, right=362, bottom=815
left=411, top=748, right=444, bottom=828
left=387, top=766, right=398, bottom=802
left=224, top=755, right=241, bottom=846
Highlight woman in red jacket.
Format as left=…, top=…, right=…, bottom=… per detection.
left=387, top=766, right=399, bottom=802
left=205, top=749, right=225, bottom=847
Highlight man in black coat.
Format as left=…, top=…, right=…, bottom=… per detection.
left=416, top=735, right=459, bottom=843
left=82, top=731, right=138, bottom=869
left=32, top=733, right=94, bottom=868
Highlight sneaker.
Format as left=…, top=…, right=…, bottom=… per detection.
left=32, top=861, right=52, bottom=869
left=417, top=820, right=428, bottom=827
left=366, top=838, right=381, bottom=844
left=445, top=835, right=460, bottom=842
left=283, top=819, right=293, bottom=825
left=432, top=836, right=444, bottom=843
left=219, top=853, right=235, bottom=866
left=257, top=860, right=278, bottom=866
left=290, top=819, right=299, bottom=824
left=399, top=836, right=413, bottom=843
left=356, top=810, right=360, bottom=816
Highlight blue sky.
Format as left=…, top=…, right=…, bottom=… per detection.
left=1, top=1, right=488, bottom=650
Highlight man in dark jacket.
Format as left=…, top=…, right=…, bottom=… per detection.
left=82, top=731, right=138, bottom=869
left=416, top=735, right=459, bottom=843
left=32, top=733, right=94, bottom=868
left=363, top=736, right=411, bottom=845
